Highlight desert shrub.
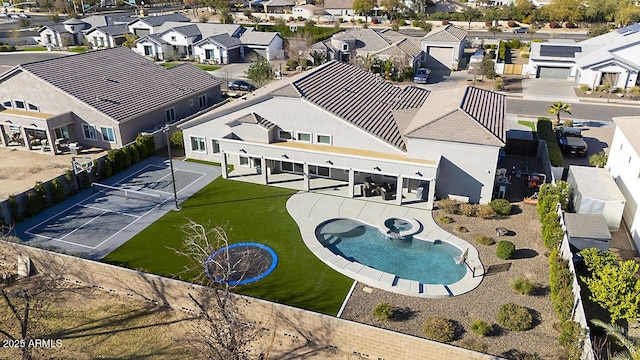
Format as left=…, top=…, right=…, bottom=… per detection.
left=442, top=20, right=449, bottom=25
left=496, top=240, right=515, bottom=259
left=286, top=58, right=299, bottom=70
left=476, top=236, right=495, bottom=246
left=494, top=76, right=504, bottom=90
left=542, top=211, right=563, bottom=250
left=511, top=277, right=536, bottom=295
left=437, top=215, right=453, bottom=224
left=497, top=303, right=533, bottom=331
left=357, top=18, right=363, bottom=24
left=549, top=21, right=559, bottom=28
left=371, top=302, right=394, bottom=321
left=8, top=195, right=20, bottom=222
left=565, top=22, right=576, bottom=29
left=129, top=143, right=140, bottom=164
left=579, top=84, right=589, bottom=92
left=33, top=181, right=48, bottom=207
left=454, top=225, right=468, bottom=233
left=101, top=158, right=113, bottom=179
left=549, top=249, right=574, bottom=322
left=26, top=191, right=44, bottom=217
left=558, top=320, right=584, bottom=359
left=459, top=203, right=476, bottom=217
left=398, top=19, right=406, bottom=26
left=372, top=18, right=378, bottom=24
left=507, top=20, right=518, bottom=27
left=477, top=205, right=495, bottom=219
left=243, top=9, right=252, bottom=18
left=121, top=146, right=132, bottom=169
left=305, top=19, right=316, bottom=27
left=337, top=17, right=343, bottom=23
left=563, top=119, right=574, bottom=127
left=135, top=133, right=155, bottom=158
left=439, top=198, right=459, bottom=214
left=170, top=130, right=184, bottom=149
left=471, top=319, right=492, bottom=336
left=459, top=337, right=488, bottom=353
left=50, top=178, right=66, bottom=203
left=297, top=16, right=304, bottom=21
left=423, top=317, right=456, bottom=343
left=489, top=199, right=511, bottom=216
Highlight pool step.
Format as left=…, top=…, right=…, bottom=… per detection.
left=389, top=277, right=451, bottom=297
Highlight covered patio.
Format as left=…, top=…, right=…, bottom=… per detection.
left=0, top=109, right=77, bottom=155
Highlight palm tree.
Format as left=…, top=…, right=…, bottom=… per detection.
left=548, top=101, right=572, bottom=127
left=591, top=319, right=640, bottom=360
left=589, top=151, right=608, bottom=168
left=309, top=51, right=326, bottom=67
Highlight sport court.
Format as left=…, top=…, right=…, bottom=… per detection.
left=19, top=158, right=220, bottom=258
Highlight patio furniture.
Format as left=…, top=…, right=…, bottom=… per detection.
left=361, top=184, right=379, bottom=197
left=381, top=187, right=394, bottom=200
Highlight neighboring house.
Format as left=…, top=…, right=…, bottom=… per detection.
left=39, top=18, right=91, bottom=47
left=179, top=61, right=506, bottom=207
left=135, top=23, right=284, bottom=62
left=606, top=116, right=640, bottom=251
left=292, top=4, right=322, bottom=19
left=310, top=28, right=423, bottom=68
left=527, top=24, right=640, bottom=89
left=323, top=0, right=355, bottom=17
left=127, top=13, right=191, bottom=37
left=421, top=24, right=467, bottom=71
left=85, top=24, right=130, bottom=48
left=426, top=0, right=469, bottom=13
left=263, top=0, right=296, bottom=13
left=0, top=47, right=223, bottom=155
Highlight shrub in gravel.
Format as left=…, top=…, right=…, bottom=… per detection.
left=496, top=240, right=515, bottom=259
left=423, top=317, right=456, bottom=342
left=471, top=319, right=492, bottom=336
left=437, top=215, right=454, bottom=224
left=439, top=198, right=459, bottom=214
left=477, top=205, right=496, bottom=219
left=511, top=277, right=536, bottom=295
left=489, top=199, right=512, bottom=216
left=475, top=236, right=495, bottom=246
left=460, top=203, right=476, bottom=217
left=459, top=338, right=488, bottom=353
left=371, top=302, right=395, bottom=321
left=454, top=225, right=468, bottom=233
left=497, top=303, right=533, bottom=331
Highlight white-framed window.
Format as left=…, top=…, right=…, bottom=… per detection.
left=82, top=124, right=97, bottom=140
left=342, top=44, right=348, bottom=51
left=199, top=95, right=206, bottom=108
left=317, top=134, right=332, bottom=145
left=165, top=107, right=176, bottom=122
left=14, top=100, right=25, bottom=110
left=27, top=103, right=38, bottom=111
left=100, top=126, right=116, bottom=143
left=2, top=100, right=11, bottom=108
left=239, top=155, right=249, bottom=167
left=309, top=165, right=330, bottom=178
left=144, top=45, right=153, bottom=56
left=211, top=139, right=220, bottom=154
left=297, top=132, right=311, bottom=142
left=279, top=129, right=292, bottom=141
left=190, top=136, right=206, bottom=153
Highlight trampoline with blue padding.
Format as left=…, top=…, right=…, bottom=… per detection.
left=204, top=242, right=278, bottom=285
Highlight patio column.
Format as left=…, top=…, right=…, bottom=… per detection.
left=20, top=126, right=30, bottom=150
left=0, top=125, right=7, bottom=147
left=44, top=128, right=54, bottom=154
left=303, top=162, right=310, bottom=191
left=260, top=157, right=267, bottom=185
left=427, top=178, right=436, bottom=210
left=348, top=168, right=355, bottom=198
left=395, top=175, right=403, bottom=205
left=221, top=152, right=228, bottom=179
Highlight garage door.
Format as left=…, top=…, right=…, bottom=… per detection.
left=425, top=46, right=453, bottom=70
left=537, top=66, right=570, bottom=79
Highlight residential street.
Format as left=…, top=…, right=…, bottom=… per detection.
left=507, top=98, right=640, bottom=123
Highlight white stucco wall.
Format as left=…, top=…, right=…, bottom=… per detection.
left=406, top=138, right=500, bottom=204
left=606, top=127, right=640, bottom=250
left=39, top=29, right=61, bottom=47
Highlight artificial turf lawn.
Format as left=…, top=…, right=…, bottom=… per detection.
left=102, top=177, right=353, bottom=315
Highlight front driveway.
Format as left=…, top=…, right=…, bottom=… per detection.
left=521, top=78, right=578, bottom=102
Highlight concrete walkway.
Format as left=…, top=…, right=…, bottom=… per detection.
left=286, top=192, right=484, bottom=298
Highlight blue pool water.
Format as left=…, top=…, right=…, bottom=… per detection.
left=316, top=218, right=466, bottom=285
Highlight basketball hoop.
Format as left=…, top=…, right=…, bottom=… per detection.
left=72, top=156, right=94, bottom=175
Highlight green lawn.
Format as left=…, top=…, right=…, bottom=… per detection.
left=68, top=46, right=88, bottom=53
left=19, top=46, right=48, bottom=52
left=102, top=178, right=353, bottom=315
left=159, top=62, right=220, bottom=72
left=518, top=120, right=538, bottom=141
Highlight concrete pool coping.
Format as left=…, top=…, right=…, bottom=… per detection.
left=286, top=192, right=484, bottom=298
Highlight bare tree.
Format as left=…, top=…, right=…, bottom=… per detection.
left=285, top=33, right=313, bottom=69
left=172, top=220, right=270, bottom=360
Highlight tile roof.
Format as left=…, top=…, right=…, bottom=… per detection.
left=292, top=61, right=430, bottom=149
left=39, top=24, right=68, bottom=34
left=333, top=29, right=391, bottom=52
left=226, top=112, right=276, bottom=129
left=271, top=83, right=301, bottom=97
left=136, top=33, right=169, bottom=45
left=195, top=33, right=242, bottom=48
left=323, top=0, right=354, bottom=8
left=563, top=213, right=612, bottom=240
left=264, top=0, right=296, bottom=6
left=405, top=86, right=505, bottom=146
left=613, top=116, right=640, bottom=156
left=156, top=22, right=243, bottom=38
left=87, top=24, right=130, bottom=36
left=14, top=47, right=222, bottom=122
left=240, top=30, right=280, bottom=46
left=133, top=13, right=191, bottom=27
left=422, top=24, right=467, bottom=42
left=166, top=24, right=202, bottom=38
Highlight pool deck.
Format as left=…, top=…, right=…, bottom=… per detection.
left=286, top=192, right=484, bottom=298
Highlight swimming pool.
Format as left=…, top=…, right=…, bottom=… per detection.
left=316, top=218, right=466, bottom=285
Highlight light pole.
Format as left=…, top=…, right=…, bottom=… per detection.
left=164, top=125, right=180, bottom=211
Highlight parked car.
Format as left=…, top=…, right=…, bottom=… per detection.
left=228, top=80, right=255, bottom=92
left=556, top=126, right=588, bottom=157
left=513, top=27, right=529, bottom=33
left=10, top=14, right=20, bottom=19
left=19, top=13, right=31, bottom=18
left=413, top=68, right=431, bottom=84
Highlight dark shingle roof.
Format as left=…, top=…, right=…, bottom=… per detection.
left=166, top=24, right=202, bottom=38
left=39, top=24, right=68, bottom=34
left=17, top=47, right=222, bottom=122
left=422, top=24, right=467, bottom=42
left=195, top=33, right=242, bottom=48
left=89, top=24, right=130, bottom=36
left=133, top=13, right=190, bottom=27
left=292, top=61, right=429, bottom=149
left=136, top=33, right=169, bottom=45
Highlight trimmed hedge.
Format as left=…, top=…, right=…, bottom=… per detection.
left=549, top=249, right=574, bottom=323
left=423, top=317, right=456, bottom=343
left=536, top=117, right=564, bottom=167
left=496, top=240, right=515, bottom=259
left=489, top=199, right=511, bottom=216
left=497, top=303, right=533, bottom=331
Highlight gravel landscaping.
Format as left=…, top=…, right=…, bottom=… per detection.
left=340, top=199, right=565, bottom=359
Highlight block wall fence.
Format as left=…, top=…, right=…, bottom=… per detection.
left=0, top=241, right=503, bottom=360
